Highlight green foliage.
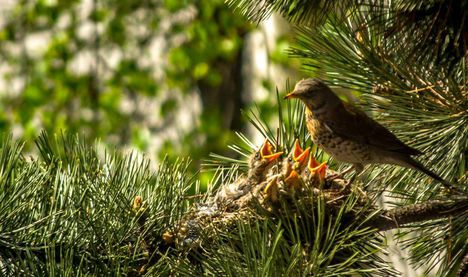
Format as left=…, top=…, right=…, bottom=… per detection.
left=0, top=0, right=251, bottom=169
left=290, top=5, right=467, bottom=194
left=167, top=197, right=394, bottom=276
left=1, top=0, right=466, bottom=275
left=229, top=0, right=467, bottom=275
left=0, top=132, right=195, bottom=275
left=206, top=85, right=332, bottom=172
left=0, top=131, right=393, bottom=275
left=229, top=0, right=468, bottom=69
left=227, top=0, right=358, bottom=26
left=0, top=90, right=465, bottom=275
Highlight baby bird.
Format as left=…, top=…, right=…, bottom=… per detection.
left=264, top=139, right=310, bottom=200
left=264, top=139, right=311, bottom=197
left=283, top=140, right=310, bottom=190
left=216, top=139, right=282, bottom=203
left=281, top=139, right=311, bottom=178
left=247, top=138, right=284, bottom=185
left=302, top=155, right=328, bottom=188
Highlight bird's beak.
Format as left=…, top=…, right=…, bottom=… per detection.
left=292, top=139, right=303, bottom=158
left=285, top=170, right=302, bottom=189
left=260, top=138, right=273, bottom=156
left=260, top=139, right=283, bottom=162
left=310, top=161, right=327, bottom=184
left=283, top=91, right=298, bottom=99
left=307, top=156, right=320, bottom=170
left=263, top=151, right=283, bottom=162
left=285, top=170, right=300, bottom=182
left=294, top=147, right=310, bottom=164
left=314, top=162, right=327, bottom=174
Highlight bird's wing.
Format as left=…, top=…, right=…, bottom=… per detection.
left=324, top=103, right=421, bottom=156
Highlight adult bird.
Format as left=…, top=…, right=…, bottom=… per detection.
left=284, top=78, right=457, bottom=191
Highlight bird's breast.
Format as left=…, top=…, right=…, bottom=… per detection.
left=306, top=112, right=329, bottom=145
left=306, top=112, right=372, bottom=164
left=306, top=116, right=335, bottom=147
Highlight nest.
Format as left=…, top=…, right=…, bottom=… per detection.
left=163, top=139, right=369, bottom=250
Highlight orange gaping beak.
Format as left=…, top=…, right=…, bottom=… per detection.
left=260, top=138, right=283, bottom=162
left=311, top=161, right=327, bottom=184
left=291, top=139, right=310, bottom=166
left=295, top=147, right=310, bottom=164
left=292, top=139, right=303, bottom=158
left=285, top=169, right=302, bottom=189
left=307, top=156, right=320, bottom=170
left=285, top=170, right=300, bottom=182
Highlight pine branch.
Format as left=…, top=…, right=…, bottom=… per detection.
left=365, top=198, right=468, bottom=232
left=205, top=81, right=466, bottom=274
left=226, top=0, right=359, bottom=26
left=1, top=130, right=465, bottom=275
left=165, top=164, right=467, bottom=251
left=229, top=0, right=468, bottom=69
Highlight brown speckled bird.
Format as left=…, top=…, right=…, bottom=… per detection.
left=284, top=78, right=456, bottom=191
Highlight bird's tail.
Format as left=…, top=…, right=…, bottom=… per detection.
left=402, top=156, right=461, bottom=193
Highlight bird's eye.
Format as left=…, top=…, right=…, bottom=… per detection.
left=288, top=157, right=293, bottom=162
left=254, top=152, right=260, bottom=159
left=304, top=169, right=309, bottom=176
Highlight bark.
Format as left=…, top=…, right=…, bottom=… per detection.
left=365, top=198, right=468, bottom=231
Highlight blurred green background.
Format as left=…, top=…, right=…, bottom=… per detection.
left=0, top=0, right=299, bottom=181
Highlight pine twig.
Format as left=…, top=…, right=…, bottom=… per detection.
left=365, top=198, right=468, bottom=232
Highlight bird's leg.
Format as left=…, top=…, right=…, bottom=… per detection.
left=340, top=164, right=363, bottom=193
